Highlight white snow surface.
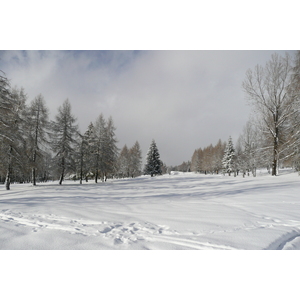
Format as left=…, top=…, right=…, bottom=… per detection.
left=1, top=170, right=300, bottom=250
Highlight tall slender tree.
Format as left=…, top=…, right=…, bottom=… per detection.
left=0, top=83, right=27, bottom=190
left=94, top=114, right=106, bottom=183
left=51, top=99, right=78, bottom=185
left=103, top=116, right=118, bottom=180
left=237, top=121, right=260, bottom=177
left=118, top=145, right=130, bottom=177
left=82, top=122, right=97, bottom=181
left=129, top=141, right=142, bottom=178
left=26, top=94, right=49, bottom=185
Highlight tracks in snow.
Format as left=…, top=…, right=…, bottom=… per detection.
left=0, top=209, right=231, bottom=249
left=265, top=230, right=300, bottom=250
left=2, top=209, right=300, bottom=250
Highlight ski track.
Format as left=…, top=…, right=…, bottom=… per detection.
left=265, top=230, right=300, bottom=250
left=0, top=209, right=232, bottom=249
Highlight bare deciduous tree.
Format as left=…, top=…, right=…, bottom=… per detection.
left=242, top=52, right=300, bottom=176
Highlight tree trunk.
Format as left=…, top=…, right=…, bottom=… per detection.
left=32, top=168, right=36, bottom=186
left=5, top=170, right=11, bottom=190
left=5, top=146, right=12, bottom=190
left=59, top=157, right=65, bottom=185
left=95, top=169, right=98, bottom=183
left=32, top=149, right=37, bottom=186
left=272, top=129, right=279, bottom=176
left=252, top=166, right=256, bottom=177
left=80, top=155, right=83, bottom=184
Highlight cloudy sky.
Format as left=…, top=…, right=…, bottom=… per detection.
left=0, top=50, right=295, bottom=166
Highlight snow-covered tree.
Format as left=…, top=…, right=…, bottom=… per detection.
left=117, top=141, right=142, bottom=178
left=26, top=94, right=50, bottom=185
left=222, top=136, right=235, bottom=176
left=75, top=132, right=88, bottom=184
left=191, top=148, right=202, bottom=173
left=0, top=82, right=27, bottom=190
left=94, top=114, right=107, bottom=183
left=82, top=122, right=97, bottom=181
left=212, top=139, right=226, bottom=174
left=288, top=50, right=300, bottom=172
left=118, top=144, right=130, bottom=177
left=129, top=141, right=142, bottom=177
left=236, top=121, right=260, bottom=177
left=144, top=140, right=162, bottom=177
left=242, top=52, right=300, bottom=176
left=51, top=99, right=78, bottom=185
left=93, top=115, right=118, bottom=182
left=103, top=116, right=118, bottom=180
left=0, top=74, right=15, bottom=189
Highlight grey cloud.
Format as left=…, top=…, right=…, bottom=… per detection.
left=0, top=50, right=293, bottom=166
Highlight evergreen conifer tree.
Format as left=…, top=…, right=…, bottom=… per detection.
left=26, top=94, right=50, bottom=185
left=129, top=141, right=142, bottom=178
left=118, top=145, right=130, bottom=178
left=144, top=140, right=162, bottom=177
left=222, top=136, right=235, bottom=176
left=0, top=83, right=27, bottom=190
left=103, top=116, right=118, bottom=180
left=94, top=114, right=106, bottom=183
left=51, top=99, right=78, bottom=185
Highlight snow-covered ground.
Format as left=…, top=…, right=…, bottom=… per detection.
left=1, top=170, right=300, bottom=250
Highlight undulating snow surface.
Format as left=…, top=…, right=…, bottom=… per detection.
left=1, top=170, right=300, bottom=250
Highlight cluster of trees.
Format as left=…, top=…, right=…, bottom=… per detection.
left=190, top=139, right=226, bottom=174
left=167, top=161, right=191, bottom=173
left=0, top=70, right=145, bottom=190
left=71, top=113, right=119, bottom=184
left=190, top=135, right=257, bottom=177
left=192, top=51, right=300, bottom=177
left=117, top=142, right=142, bottom=178
left=2, top=50, right=299, bottom=190
left=0, top=68, right=171, bottom=190
left=0, top=79, right=52, bottom=190
left=1, top=68, right=168, bottom=190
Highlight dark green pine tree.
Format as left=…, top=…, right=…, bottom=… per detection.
left=144, top=140, right=162, bottom=177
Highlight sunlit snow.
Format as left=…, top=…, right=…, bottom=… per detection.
left=1, top=170, right=299, bottom=250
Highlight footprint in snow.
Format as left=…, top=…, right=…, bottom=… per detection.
left=114, top=237, right=123, bottom=244
left=100, top=227, right=112, bottom=233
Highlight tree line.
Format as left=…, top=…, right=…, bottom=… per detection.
left=0, top=72, right=148, bottom=190
left=2, top=50, right=299, bottom=189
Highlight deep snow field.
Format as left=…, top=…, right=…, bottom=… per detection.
left=2, top=170, right=300, bottom=299
left=1, top=170, right=300, bottom=250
